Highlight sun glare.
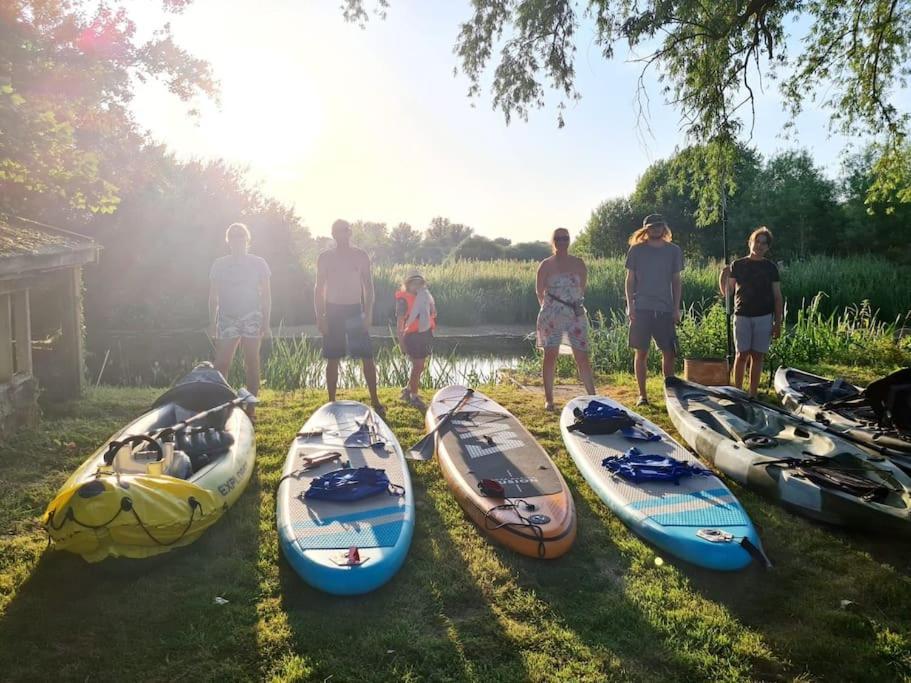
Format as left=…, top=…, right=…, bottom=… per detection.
left=212, top=56, right=323, bottom=170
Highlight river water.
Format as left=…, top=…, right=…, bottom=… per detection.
left=86, top=328, right=534, bottom=387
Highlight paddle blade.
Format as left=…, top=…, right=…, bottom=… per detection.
left=406, top=433, right=436, bottom=461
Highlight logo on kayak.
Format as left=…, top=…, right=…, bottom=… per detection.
left=217, top=461, right=249, bottom=497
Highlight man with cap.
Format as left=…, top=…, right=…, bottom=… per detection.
left=314, top=219, right=386, bottom=416
left=624, top=214, right=684, bottom=405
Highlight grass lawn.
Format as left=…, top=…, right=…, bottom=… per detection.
left=1, top=368, right=910, bottom=682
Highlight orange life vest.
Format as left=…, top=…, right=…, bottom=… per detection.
left=395, top=289, right=436, bottom=334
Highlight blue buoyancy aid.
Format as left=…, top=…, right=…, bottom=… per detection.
left=601, top=447, right=710, bottom=485
left=305, top=466, right=400, bottom=502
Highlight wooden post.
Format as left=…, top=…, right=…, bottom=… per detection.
left=12, top=289, right=32, bottom=376
left=0, top=294, right=11, bottom=383
left=59, top=267, right=86, bottom=397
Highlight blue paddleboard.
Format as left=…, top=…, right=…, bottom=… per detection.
left=560, top=396, right=763, bottom=571
left=276, top=401, right=414, bottom=594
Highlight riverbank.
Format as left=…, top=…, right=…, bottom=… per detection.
left=2, top=369, right=909, bottom=680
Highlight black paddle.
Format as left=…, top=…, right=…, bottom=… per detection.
left=153, top=388, right=256, bottom=439
left=103, top=389, right=256, bottom=466
left=407, top=388, right=475, bottom=461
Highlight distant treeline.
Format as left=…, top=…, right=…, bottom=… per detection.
left=75, top=148, right=911, bottom=332
left=574, top=145, right=911, bottom=262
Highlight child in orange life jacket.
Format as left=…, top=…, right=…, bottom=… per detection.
left=395, top=271, right=436, bottom=410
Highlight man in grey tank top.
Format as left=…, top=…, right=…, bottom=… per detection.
left=624, top=214, right=683, bottom=406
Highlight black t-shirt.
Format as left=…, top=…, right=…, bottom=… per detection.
left=730, top=257, right=780, bottom=317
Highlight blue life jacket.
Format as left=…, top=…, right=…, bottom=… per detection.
left=601, top=447, right=710, bottom=485
left=619, top=424, right=661, bottom=442
left=568, top=401, right=636, bottom=435
left=305, top=466, right=396, bottom=502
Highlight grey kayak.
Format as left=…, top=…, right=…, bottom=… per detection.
left=774, top=366, right=911, bottom=474
left=664, top=376, right=911, bottom=535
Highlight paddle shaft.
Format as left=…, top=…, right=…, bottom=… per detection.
left=153, top=394, right=249, bottom=439
left=408, top=388, right=475, bottom=460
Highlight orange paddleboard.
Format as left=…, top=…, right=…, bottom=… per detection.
left=426, top=386, right=576, bottom=558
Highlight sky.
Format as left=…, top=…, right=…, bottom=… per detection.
left=129, top=1, right=862, bottom=243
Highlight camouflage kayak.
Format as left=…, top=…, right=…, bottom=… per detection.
left=774, top=366, right=911, bottom=474
left=664, top=377, right=911, bottom=535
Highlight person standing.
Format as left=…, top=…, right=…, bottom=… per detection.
left=535, top=227, right=597, bottom=411
left=208, top=222, right=272, bottom=417
left=314, top=219, right=386, bottom=417
left=395, top=270, right=436, bottom=411
left=719, top=227, right=783, bottom=398
left=625, top=214, right=683, bottom=406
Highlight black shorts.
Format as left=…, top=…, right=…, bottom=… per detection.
left=322, top=303, right=374, bottom=359
left=629, top=309, right=678, bottom=353
left=403, top=330, right=433, bottom=359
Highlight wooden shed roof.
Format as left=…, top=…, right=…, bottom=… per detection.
left=0, top=217, right=99, bottom=279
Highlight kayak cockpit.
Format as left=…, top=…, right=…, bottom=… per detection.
left=100, top=402, right=237, bottom=480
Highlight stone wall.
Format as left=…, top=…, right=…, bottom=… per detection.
left=0, top=374, right=40, bottom=436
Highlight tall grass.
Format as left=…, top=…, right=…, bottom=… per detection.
left=518, top=295, right=911, bottom=379
left=369, top=255, right=911, bottom=326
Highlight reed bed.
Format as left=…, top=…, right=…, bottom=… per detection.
left=370, top=255, right=911, bottom=325
left=518, top=294, right=911, bottom=378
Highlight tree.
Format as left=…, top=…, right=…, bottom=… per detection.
left=424, top=216, right=474, bottom=253
left=350, top=221, right=389, bottom=262
left=1, top=1, right=216, bottom=221
left=840, top=145, right=911, bottom=260
left=752, top=151, right=840, bottom=258
left=629, top=143, right=763, bottom=257
left=506, top=241, right=551, bottom=261
left=449, top=235, right=506, bottom=261
left=576, top=197, right=638, bottom=258
left=388, top=222, right=421, bottom=264
left=412, top=244, right=446, bottom=264
left=83, top=150, right=312, bottom=331
left=345, top=1, right=910, bottom=211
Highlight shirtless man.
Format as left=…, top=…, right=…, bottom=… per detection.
left=314, top=219, right=386, bottom=416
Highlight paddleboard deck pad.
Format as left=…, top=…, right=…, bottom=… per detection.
left=561, top=396, right=764, bottom=570
left=428, top=386, right=576, bottom=558
left=277, top=401, right=414, bottom=595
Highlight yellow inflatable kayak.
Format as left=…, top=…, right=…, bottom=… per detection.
left=43, top=364, right=255, bottom=562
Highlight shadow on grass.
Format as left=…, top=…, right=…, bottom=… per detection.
left=274, top=469, right=535, bottom=682
left=480, top=384, right=790, bottom=682
left=681, top=489, right=911, bottom=682
left=482, top=481, right=788, bottom=682
left=0, top=480, right=264, bottom=681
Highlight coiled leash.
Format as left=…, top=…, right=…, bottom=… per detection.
left=478, top=478, right=548, bottom=558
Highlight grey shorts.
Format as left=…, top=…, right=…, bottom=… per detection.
left=323, top=303, right=374, bottom=359
left=629, top=310, right=677, bottom=353
left=734, top=314, right=773, bottom=353
left=217, top=311, right=263, bottom=340
left=403, top=330, right=433, bottom=359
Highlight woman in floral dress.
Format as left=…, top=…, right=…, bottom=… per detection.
left=535, top=228, right=596, bottom=411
